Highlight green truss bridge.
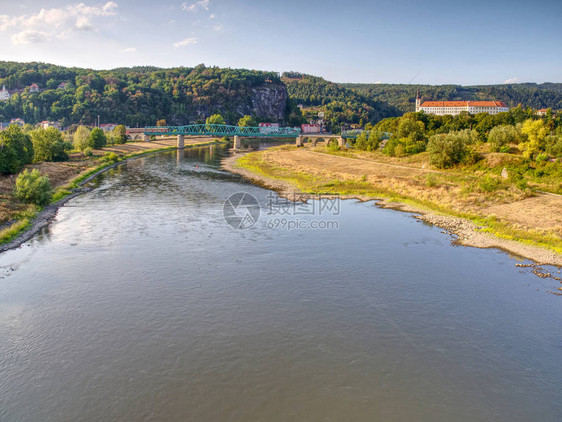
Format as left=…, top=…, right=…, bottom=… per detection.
left=141, top=124, right=392, bottom=149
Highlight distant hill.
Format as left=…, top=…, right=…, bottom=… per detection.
left=0, top=61, right=559, bottom=129
left=0, top=61, right=292, bottom=127
left=343, top=82, right=562, bottom=114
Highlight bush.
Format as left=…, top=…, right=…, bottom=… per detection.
left=327, top=141, right=340, bottom=152
left=0, top=125, right=34, bottom=174
left=427, top=132, right=468, bottom=168
left=102, top=152, right=119, bottom=162
left=479, top=175, right=500, bottom=192
left=83, top=147, right=93, bottom=157
left=113, top=125, right=127, bottom=145
left=89, top=128, right=107, bottom=149
left=30, top=127, right=68, bottom=162
left=73, top=126, right=91, bottom=151
left=14, top=169, right=52, bottom=205
left=488, top=125, right=519, bottom=151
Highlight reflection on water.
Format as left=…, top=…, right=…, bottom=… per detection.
left=0, top=142, right=560, bottom=421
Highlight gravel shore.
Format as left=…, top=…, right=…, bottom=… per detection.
left=222, top=154, right=562, bottom=267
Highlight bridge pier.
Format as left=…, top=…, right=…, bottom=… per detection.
left=143, top=134, right=150, bottom=142
left=177, top=134, right=185, bottom=149
left=233, top=135, right=241, bottom=150
left=338, top=137, right=345, bottom=148
left=296, top=136, right=304, bottom=147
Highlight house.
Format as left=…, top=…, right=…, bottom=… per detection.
left=29, top=83, right=40, bottom=93
left=0, top=85, right=11, bottom=101
left=536, top=109, right=549, bottom=116
left=258, top=122, right=280, bottom=134
left=100, top=123, right=118, bottom=132
left=415, top=92, right=509, bottom=116
left=57, top=82, right=69, bottom=90
left=10, top=118, right=25, bottom=127
left=40, top=121, right=61, bottom=130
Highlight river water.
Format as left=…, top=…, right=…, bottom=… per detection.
left=0, top=142, right=560, bottom=421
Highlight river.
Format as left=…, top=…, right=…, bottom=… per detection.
left=0, top=142, right=560, bottom=421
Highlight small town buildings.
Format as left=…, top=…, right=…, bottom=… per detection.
left=301, top=124, right=322, bottom=134
left=10, top=118, right=25, bottom=127
left=100, top=123, right=118, bottom=132
left=536, top=109, right=549, bottom=116
left=415, top=92, right=509, bottom=116
left=40, top=121, right=61, bottom=130
left=0, top=85, right=11, bottom=101
left=29, top=83, right=40, bottom=93
left=258, top=122, right=280, bottom=134
left=57, top=82, right=69, bottom=90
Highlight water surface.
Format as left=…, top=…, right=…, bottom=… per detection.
left=0, top=142, right=560, bottom=421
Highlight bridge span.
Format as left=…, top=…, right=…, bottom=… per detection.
left=137, top=124, right=391, bottom=149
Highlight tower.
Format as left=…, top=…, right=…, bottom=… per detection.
left=415, top=91, right=421, bottom=112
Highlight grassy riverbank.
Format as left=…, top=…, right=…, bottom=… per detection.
left=227, top=145, right=562, bottom=265
left=0, top=137, right=227, bottom=246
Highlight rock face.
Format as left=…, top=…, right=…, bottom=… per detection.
left=169, top=83, right=288, bottom=125
left=248, top=85, right=288, bottom=121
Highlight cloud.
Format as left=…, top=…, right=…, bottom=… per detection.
left=375, top=81, right=382, bottom=84
left=209, top=14, right=215, bottom=19
left=11, top=29, right=52, bottom=45
left=0, top=2, right=118, bottom=44
left=504, top=77, right=520, bottom=84
left=181, top=0, right=210, bottom=12
left=120, top=47, right=136, bottom=53
left=173, top=37, right=198, bottom=47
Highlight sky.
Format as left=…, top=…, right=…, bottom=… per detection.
left=0, top=0, right=560, bottom=85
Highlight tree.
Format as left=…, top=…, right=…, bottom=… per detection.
left=14, top=169, right=52, bottom=205
left=238, top=115, right=256, bottom=127
left=427, top=132, right=468, bottom=168
left=30, top=127, right=68, bottom=162
left=89, top=127, right=107, bottom=149
left=519, top=119, right=548, bottom=159
left=113, top=125, right=127, bottom=144
left=0, top=125, right=34, bottom=174
left=206, top=114, right=225, bottom=125
left=156, top=119, right=167, bottom=127
left=73, top=126, right=91, bottom=151
left=488, top=125, right=518, bottom=152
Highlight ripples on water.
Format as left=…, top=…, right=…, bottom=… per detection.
left=0, top=142, right=560, bottom=421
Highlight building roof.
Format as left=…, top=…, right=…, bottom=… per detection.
left=420, top=101, right=508, bottom=108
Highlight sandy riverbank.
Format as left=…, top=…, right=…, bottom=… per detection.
left=222, top=149, right=562, bottom=267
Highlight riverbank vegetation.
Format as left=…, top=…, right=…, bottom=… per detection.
left=0, top=124, right=226, bottom=245
left=232, top=143, right=562, bottom=255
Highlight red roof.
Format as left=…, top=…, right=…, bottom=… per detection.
left=420, top=101, right=507, bottom=108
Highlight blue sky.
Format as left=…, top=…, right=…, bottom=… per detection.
left=0, top=0, right=560, bottom=85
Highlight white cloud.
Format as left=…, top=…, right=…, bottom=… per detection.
left=11, top=29, right=52, bottom=45
left=375, top=81, right=382, bottom=84
left=0, top=2, right=119, bottom=44
left=120, top=47, right=136, bottom=53
left=181, top=0, right=210, bottom=12
left=173, top=37, right=198, bottom=47
left=504, top=77, right=520, bottom=84
left=209, top=14, right=215, bottom=19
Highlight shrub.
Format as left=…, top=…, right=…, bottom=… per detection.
left=89, top=128, right=107, bottom=149
left=113, top=125, right=127, bottom=144
left=536, top=153, right=548, bottom=162
left=488, top=125, right=518, bottom=152
left=30, top=127, right=68, bottom=162
left=83, top=147, right=93, bottom=157
left=73, top=126, right=91, bottom=151
left=102, top=152, right=119, bottom=162
left=479, top=175, right=500, bottom=192
left=499, top=145, right=511, bottom=153
left=327, top=141, right=340, bottom=152
left=0, top=125, right=34, bottom=174
left=14, top=169, right=52, bottom=205
left=427, top=133, right=468, bottom=168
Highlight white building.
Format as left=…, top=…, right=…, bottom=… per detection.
left=415, top=92, right=508, bottom=116
left=0, top=85, right=11, bottom=101
left=40, top=121, right=61, bottom=130
left=29, top=83, right=40, bottom=93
